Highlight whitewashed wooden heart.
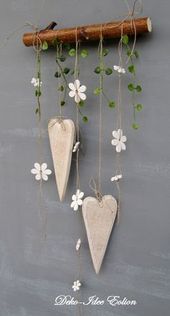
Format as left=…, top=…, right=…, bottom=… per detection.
left=82, top=195, right=117, bottom=274
left=48, top=118, right=75, bottom=201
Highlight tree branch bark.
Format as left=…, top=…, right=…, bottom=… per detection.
left=23, top=17, right=152, bottom=47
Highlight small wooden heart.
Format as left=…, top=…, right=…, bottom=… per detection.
left=82, top=195, right=117, bottom=274
left=48, top=118, right=75, bottom=201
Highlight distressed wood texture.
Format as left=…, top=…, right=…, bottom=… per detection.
left=82, top=195, right=117, bottom=274
left=23, top=17, right=152, bottom=46
left=48, top=118, right=75, bottom=201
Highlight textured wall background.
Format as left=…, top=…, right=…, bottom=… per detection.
left=0, top=0, right=170, bottom=315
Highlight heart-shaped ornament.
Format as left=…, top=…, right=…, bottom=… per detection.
left=82, top=195, right=117, bottom=274
left=48, top=118, right=75, bottom=201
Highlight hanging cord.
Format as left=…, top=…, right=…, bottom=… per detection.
left=33, top=31, right=48, bottom=240
left=89, top=26, right=104, bottom=204
left=74, top=27, right=81, bottom=191
left=74, top=27, right=83, bottom=316
left=114, top=1, right=138, bottom=222
left=98, top=26, right=103, bottom=196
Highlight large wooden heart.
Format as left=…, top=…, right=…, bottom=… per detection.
left=82, top=195, right=117, bottom=274
left=48, top=118, right=75, bottom=201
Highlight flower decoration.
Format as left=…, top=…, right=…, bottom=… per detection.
left=76, top=238, right=81, bottom=251
left=73, top=141, right=80, bottom=153
left=69, top=79, right=87, bottom=103
left=31, top=163, right=52, bottom=181
left=111, top=174, right=122, bottom=182
left=111, top=129, right=127, bottom=153
left=72, top=280, right=81, bottom=292
left=31, top=77, right=42, bottom=88
left=113, top=65, right=126, bottom=74
left=70, top=189, right=84, bottom=211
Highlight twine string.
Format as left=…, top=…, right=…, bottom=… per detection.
left=114, top=0, right=138, bottom=222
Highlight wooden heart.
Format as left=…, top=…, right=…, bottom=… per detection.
left=82, top=195, right=117, bottom=274
left=48, top=118, right=75, bottom=201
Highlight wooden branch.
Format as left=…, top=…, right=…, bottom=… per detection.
left=23, top=17, right=152, bottom=47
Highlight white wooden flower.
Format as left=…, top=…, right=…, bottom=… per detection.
left=72, top=280, right=81, bottom=292
left=31, top=77, right=42, bottom=88
left=76, top=238, right=81, bottom=251
left=70, top=189, right=84, bottom=211
left=113, top=65, right=126, bottom=74
left=31, top=163, right=52, bottom=181
left=111, top=174, right=122, bottom=182
left=73, top=141, right=80, bottom=153
left=69, top=79, right=87, bottom=103
left=111, top=129, right=127, bottom=153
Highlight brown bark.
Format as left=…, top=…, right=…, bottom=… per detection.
left=23, top=17, right=152, bottom=47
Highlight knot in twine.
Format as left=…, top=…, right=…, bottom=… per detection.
left=48, top=116, right=66, bottom=130
left=89, top=178, right=103, bottom=206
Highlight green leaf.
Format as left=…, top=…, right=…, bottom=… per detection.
left=108, top=101, right=116, bottom=108
left=94, top=87, right=102, bottom=95
left=136, top=85, right=142, bottom=92
left=35, top=108, right=39, bottom=114
left=60, top=101, right=65, bottom=106
left=79, top=100, right=84, bottom=107
left=128, top=64, right=135, bottom=74
left=63, top=43, right=71, bottom=51
left=59, top=55, right=66, bottom=62
left=128, top=83, right=135, bottom=91
left=68, top=48, right=76, bottom=56
left=103, top=48, right=109, bottom=56
left=127, top=49, right=132, bottom=57
left=136, top=104, right=143, bottom=111
left=55, top=71, right=61, bottom=78
left=94, top=66, right=101, bottom=74
left=35, top=90, right=41, bottom=97
left=82, top=116, right=88, bottom=123
left=132, top=123, right=140, bottom=130
left=80, top=49, right=88, bottom=58
left=105, top=68, right=113, bottom=75
left=134, top=50, right=139, bottom=58
left=122, top=34, right=129, bottom=45
left=42, top=41, right=48, bottom=50
left=63, top=67, right=70, bottom=74
left=58, top=85, right=64, bottom=92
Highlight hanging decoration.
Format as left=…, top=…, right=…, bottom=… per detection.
left=22, top=0, right=152, bottom=276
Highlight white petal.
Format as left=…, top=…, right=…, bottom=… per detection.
left=77, top=199, right=83, bottom=206
left=74, top=204, right=79, bottom=211
left=76, top=189, right=80, bottom=195
left=117, top=129, right=123, bottom=139
left=69, top=90, right=76, bottom=98
left=111, top=139, right=119, bottom=146
left=78, top=191, right=84, bottom=199
left=112, top=130, right=118, bottom=139
left=75, top=94, right=81, bottom=103
left=71, top=201, right=76, bottom=208
left=34, top=162, right=40, bottom=170
left=42, top=173, right=48, bottom=181
left=113, top=65, right=119, bottom=71
left=41, top=163, right=47, bottom=171
left=35, top=173, right=41, bottom=180
left=79, top=85, right=87, bottom=93
left=121, top=142, right=126, bottom=151
left=74, top=79, right=80, bottom=89
left=72, top=194, right=77, bottom=201
left=69, top=82, right=75, bottom=91
left=44, top=169, right=52, bottom=175
left=31, top=168, right=38, bottom=175
left=116, top=142, right=122, bottom=153
left=79, top=92, right=86, bottom=100
left=121, top=135, right=127, bottom=143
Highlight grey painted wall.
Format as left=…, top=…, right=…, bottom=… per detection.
left=0, top=0, right=170, bottom=315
